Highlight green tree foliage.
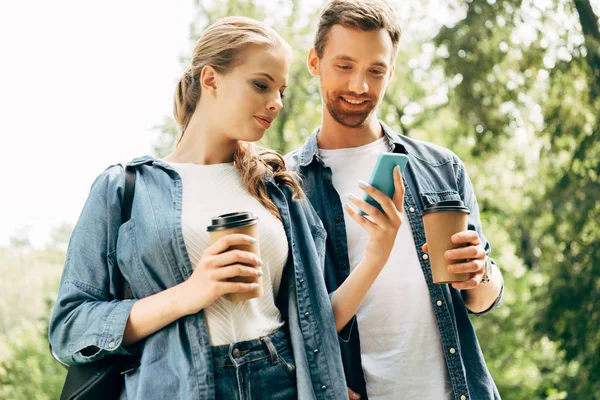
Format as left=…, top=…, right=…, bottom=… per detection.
left=0, top=230, right=69, bottom=398
left=435, top=0, right=599, bottom=397
left=149, top=1, right=600, bottom=398
left=0, top=318, right=66, bottom=400
left=1, top=1, right=597, bottom=398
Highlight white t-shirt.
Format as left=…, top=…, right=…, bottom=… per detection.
left=319, top=138, right=452, bottom=400
left=167, top=161, right=287, bottom=346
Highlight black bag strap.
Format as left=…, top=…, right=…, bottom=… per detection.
left=121, top=164, right=136, bottom=224
left=118, top=164, right=135, bottom=300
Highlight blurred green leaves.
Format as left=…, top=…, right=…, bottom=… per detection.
left=1, top=0, right=598, bottom=398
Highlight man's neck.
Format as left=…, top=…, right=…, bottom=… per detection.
left=317, top=113, right=383, bottom=150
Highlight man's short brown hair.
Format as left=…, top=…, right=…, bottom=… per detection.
left=314, top=0, right=402, bottom=59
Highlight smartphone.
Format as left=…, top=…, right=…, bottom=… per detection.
left=358, top=153, right=409, bottom=216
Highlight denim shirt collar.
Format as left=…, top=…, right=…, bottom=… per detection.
left=298, top=120, right=409, bottom=167
left=127, top=155, right=278, bottom=186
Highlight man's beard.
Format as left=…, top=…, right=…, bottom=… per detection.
left=324, top=91, right=376, bottom=128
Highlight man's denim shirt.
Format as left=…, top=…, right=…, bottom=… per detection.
left=48, top=156, right=348, bottom=399
left=285, top=122, right=503, bottom=400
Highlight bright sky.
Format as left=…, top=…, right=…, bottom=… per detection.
left=2, top=1, right=595, bottom=249
left=0, top=0, right=194, bottom=247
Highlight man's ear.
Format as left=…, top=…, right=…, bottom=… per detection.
left=307, top=48, right=320, bottom=77
left=388, top=62, right=396, bottom=80
left=200, top=65, right=218, bottom=97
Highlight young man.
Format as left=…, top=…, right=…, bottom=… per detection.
left=285, top=1, right=504, bottom=399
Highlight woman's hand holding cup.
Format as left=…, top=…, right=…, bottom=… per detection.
left=179, top=234, right=263, bottom=316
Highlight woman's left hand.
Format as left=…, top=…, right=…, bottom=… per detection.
left=344, top=166, right=405, bottom=269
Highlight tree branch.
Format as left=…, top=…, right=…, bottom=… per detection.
left=574, top=0, right=600, bottom=95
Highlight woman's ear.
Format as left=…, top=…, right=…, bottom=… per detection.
left=200, top=65, right=218, bottom=96
left=307, top=48, right=320, bottom=77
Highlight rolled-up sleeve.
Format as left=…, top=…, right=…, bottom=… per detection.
left=48, top=165, right=138, bottom=365
left=468, top=278, right=504, bottom=316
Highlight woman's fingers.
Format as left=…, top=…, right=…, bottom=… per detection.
left=347, top=193, right=386, bottom=225
left=391, top=166, right=405, bottom=213
left=217, top=281, right=260, bottom=294
left=206, top=249, right=262, bottom=269
left=343, top=202, right=377, bottom=235
left=212, top=264, right=263, bottom=281
left=356, top=178, right=401, bottom=227
left=203, top=234, right=257, bottom=256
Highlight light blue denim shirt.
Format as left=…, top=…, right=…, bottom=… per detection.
left=48, top=156, right=348, bottom=399
left=285, top=122, right=503, bottom=400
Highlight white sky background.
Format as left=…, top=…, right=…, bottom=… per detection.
left=0, top=0, right=408, bottom=249
left=0, top=0, right=195, bottom=247
left=1, top=0, right=597, bottom=249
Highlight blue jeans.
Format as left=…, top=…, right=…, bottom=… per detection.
left=211, top=327, right=297, bottom=399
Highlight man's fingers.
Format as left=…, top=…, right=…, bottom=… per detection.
left=451, top=230, right=480, bottom=245
left=444, top=245, right=485, bottom=261
left=447, top=260, right=482, bottom=275
left=451, top=273, right=482, bottom=290
left=347, top=387, right=361, bottom=399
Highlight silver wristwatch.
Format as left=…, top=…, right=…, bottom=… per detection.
left=482, top=256, right=492, bottom=284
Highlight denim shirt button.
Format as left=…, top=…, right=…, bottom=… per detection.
left=460, top=396, right=467, bottom=400
left=341, top=264, right=349, bottom=270
left=108, top=342, right=115, bottom=349
left=335, top=216, right=343, bottom=223
left=449, top=348, right=456, bottom=354
left=436, top=300, right=443, bottom=307
left=232, top=348, right=241, bottom=358
left=314, top=348, right=319, bottom=353
left=299, top=279, right=304, bottom=284
left=305, top=312, right=310, bottom=317
left=409, top=207, right=415, bottom=213
left=422, top=254, right=429, bottom=260
left=321, top=385, right=327, bottom=390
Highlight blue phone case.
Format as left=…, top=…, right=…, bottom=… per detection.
left=359, top=153, right=409, bottom=216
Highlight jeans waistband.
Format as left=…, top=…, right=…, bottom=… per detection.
left=211, top=327, right=291, bottom=368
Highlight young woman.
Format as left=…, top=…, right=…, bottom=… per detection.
left=48, top=16, right=349, bottom=399
left=49, top=16, right=404, bottom=400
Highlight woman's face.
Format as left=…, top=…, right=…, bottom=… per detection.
left=214, top=45, right=291, bottom=143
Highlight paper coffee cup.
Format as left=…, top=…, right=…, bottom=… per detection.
left=421, top=201, right=470, bottom=284
left=207, top=212, right=263, bottom=302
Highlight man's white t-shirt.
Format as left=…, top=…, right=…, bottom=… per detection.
left=319, top=137, right=452, bottom=399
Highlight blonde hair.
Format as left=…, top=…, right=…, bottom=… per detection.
left=173, top=17, right=302, bottom=219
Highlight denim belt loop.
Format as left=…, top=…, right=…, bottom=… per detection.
left=261, top=336, right=279, bottom=365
